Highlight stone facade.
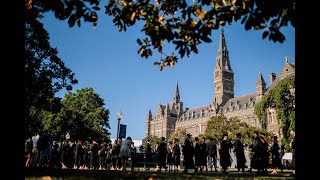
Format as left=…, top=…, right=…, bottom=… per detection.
left=145, top=29, right=295, bottom=140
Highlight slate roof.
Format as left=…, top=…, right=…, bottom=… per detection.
left=177, top=104, right=211, bottom=122
left=220, top=93, right=257, bottom=113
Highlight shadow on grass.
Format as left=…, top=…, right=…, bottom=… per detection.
left=25, top=168, right=295, bottom=180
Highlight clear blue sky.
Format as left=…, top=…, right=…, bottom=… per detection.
left=41, top=10, right=295, bottom=141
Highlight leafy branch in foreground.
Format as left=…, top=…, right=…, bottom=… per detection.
left=28, top=0, right=295, bottom=71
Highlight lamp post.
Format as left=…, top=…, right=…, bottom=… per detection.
left=116, top=111, right=122, bottom=141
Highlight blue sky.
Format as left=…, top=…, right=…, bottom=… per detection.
left=41, top=10, right=295, bottom=141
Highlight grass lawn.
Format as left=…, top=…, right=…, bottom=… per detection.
left=25, top=167, right=295, bottom=180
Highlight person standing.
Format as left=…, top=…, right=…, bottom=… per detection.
left=120, top=136, right=132, bottom=172
left=251, top=131, right=264, bottom=174
left=130, top=141, right=137, bottom=170
left=290, top=129, right=295, bottom=174
left=194, top=137, right=201, bottom=173
left=234, top=133, right=246, bottom=173
left=157, top=137, right=168, bottom=172
left=145, top=139, right=152, bottom=170
left=200, top=137, right=208, bottom=172
left=172, top=138, right=181, bottom=172
left=182, top=134, right=195, bottom=173
left=270, top=136, right=283, bottom=174
left=219, top=133, right=232, bottom=173
left=206, top=137, right=218, bottom=172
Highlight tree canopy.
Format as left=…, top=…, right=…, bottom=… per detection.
left=42, top=87, right=111, bottom=142
left=254, top=75, right=295, bottom=151
left=141, top=135, right=161, bottom=152
left=203, top=113, right=271, bottom=145
left=168, top=127, right=187, bottom=143
left=27, top=0, right=295, bottom=70
left=25, top=3, right=78, bottom=137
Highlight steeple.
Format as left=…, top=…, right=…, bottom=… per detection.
left=173, top=81, right=180, bottom=103
left=147, top=109, right=152, bottom=120
left=256, top=72, right=266, bottom=85
left=218, top=28, right=229, bottom=58
left=164, top=103, right=170, bottom=116
left=213, top=28, right=234, bottom=106
left=256, top=72, right=266, bottom=97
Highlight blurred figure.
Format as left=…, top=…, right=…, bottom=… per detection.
left=290, top=129, right=295, bottom=174
left=219, top=133, right=232, bottom=173
left=234, top=133, right=246, bottom=173
left=207, top=137, right=218, bottom=172
left=172, top=138, right=181, bottom=172
left=270, top=136, right=283, bottom=174
left=182, top=134, right=195, bottom=173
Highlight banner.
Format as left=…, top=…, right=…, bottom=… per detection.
left=119, top=124, right=127, bottom=139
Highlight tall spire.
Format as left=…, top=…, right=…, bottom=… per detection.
left=218, top=28, right=228, bottom=57
left=256, top=72, right=266, bottom=85
left=173, top=81, right=180, bottom=103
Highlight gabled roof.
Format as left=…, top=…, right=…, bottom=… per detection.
left=220, top=93, right=257, bottom=112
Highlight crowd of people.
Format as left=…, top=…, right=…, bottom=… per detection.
left=25, top=129, right=296, bottom=175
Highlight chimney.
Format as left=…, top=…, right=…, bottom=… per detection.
left=269, top=72, right=276, bottom=84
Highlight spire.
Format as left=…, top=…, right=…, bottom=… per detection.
left=218, top=28, right=228, bottom=57
left=146, top=109, right=152, bottom=120
left=256, top=72, right=266, bottom=85
left=173, top=81, right=180, bottom=102
left=148, top=109, right=152, bottom=117
left=165, top=103, right=170, bottom=116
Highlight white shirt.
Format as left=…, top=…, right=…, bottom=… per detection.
left=32, top=134, right=39, bottom=148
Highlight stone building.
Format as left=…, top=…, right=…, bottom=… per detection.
left=145, top=29, right=295, bottom=140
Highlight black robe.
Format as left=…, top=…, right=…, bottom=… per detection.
left=234, top=139, right=246, bottom=169
left=183, top=139, right=194, bottom=169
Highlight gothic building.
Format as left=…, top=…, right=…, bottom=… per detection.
left=145, top=29, right=295, bottom=140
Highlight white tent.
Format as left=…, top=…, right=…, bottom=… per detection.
left=282, top=153, right=292, bottom=160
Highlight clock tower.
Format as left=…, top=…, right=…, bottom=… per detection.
left=213, top=28, right=234, bottom=107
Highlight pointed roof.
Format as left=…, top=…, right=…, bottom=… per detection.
left=218, top=28, right=228, bottom=54
left=148, top=109, right=152, bottom=116
left=173, top=81, right=180, bottom=102
left=165, top=102, right=170, bottom=113
left=256, top=72, right=266, bottom=85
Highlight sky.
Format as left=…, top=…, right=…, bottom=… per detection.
left=41, top=8, right=295, bottom=141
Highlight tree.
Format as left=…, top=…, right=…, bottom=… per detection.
left=42, top=87, right=111, bottom=143
left=204, top=113, right=271, bottom=145
left=254, top=75, right=295, bottom=151
left=25, top=3, right=78, bottom=138
left=168, top=127, right=187, bottom=143
left=141, top=135, right=161, bottom=152
left=27, top=0, right=295, bottom=70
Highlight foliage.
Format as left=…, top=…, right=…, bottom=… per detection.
left=204, top=113, right=271, bottom=145
left=141, top=135, right=161, bottom=152
left=42, top=87, right=111, bottom=143
left=168, top=127, right=187, bottom=143
left=254, top=75, right=295, bottom=151
left=28, top=0, right=295, bottom=70
left=25, top=3, right=78, bottom=138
